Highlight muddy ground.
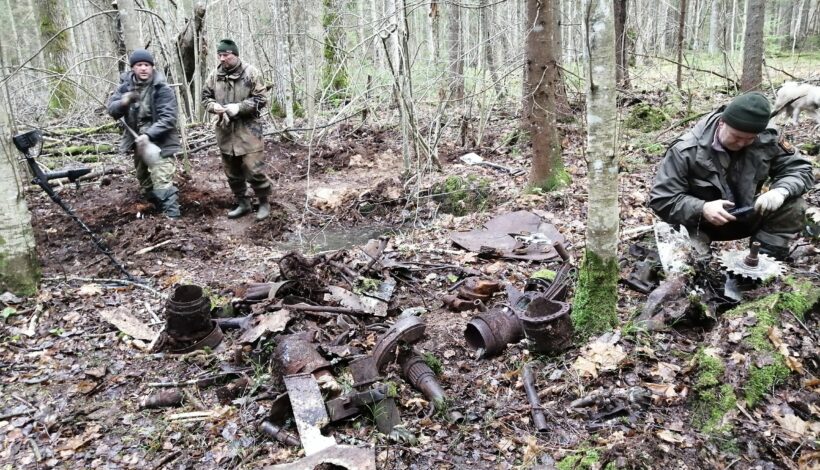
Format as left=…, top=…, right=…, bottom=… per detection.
left=2, top=94, right=819, bottom=469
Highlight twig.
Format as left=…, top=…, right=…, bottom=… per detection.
left=764, top=63, right=800, bottom=81
left=134, top=239, right=175, bottom=256
left=43, top=276, right=166, bottom=299
left=152, top=451, right=181, bottom=470
left=0, top=409, right=34, bottom=420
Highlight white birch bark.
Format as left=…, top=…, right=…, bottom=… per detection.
left=708, top=0, right=721, bottom=53
left=0, top=56, right=39, bottom=294
left=584, top=0, right=619, bottom=259
left=117, top=0, right=141, bottom=53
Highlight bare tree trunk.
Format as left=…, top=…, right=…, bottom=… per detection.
left=574, top=0, right=619, bottom=335
left=740, top=0, right=764, bottom=91
left=676, top=0, right=688, bottom=89
left=36, top=0, right=74, bottom=112
left=524, top=0, right=566, bottom=190
left=480, top=0, right=503, bottom=98
left=0, top=47, right=39, bottom=295
left=614, top=0, right=630, bottom=88
left=552, top=0, right=569, bottom=112
left=117, top=0, right=141, bottom=53
left=665, top=0, right=679, bottom=52
left=777, top=1, right=794, bottom=49
left=272, top=0, right=295, bottom=127
left=448, top=1, right=464, bottom=101
left=709, top=0, right=722, bottom=53
left=176, top=2, right=207, bottom=120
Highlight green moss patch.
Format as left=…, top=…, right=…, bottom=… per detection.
left=624, top=103, right=670, bottom=132
left=557, top=448, right=600, bottom=470
left=572, top=251, right=619, bottom=337
left=692, top=349, right=737, bottom=434
left=745, top=359, right=791, bottom=408
left=431, top=175, right=491, bottom=216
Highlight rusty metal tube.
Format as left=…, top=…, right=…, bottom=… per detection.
left=519, top=297, right=573, bottom=355
left=165, top=284, right=212, bottom=341
left=522, top=363, right=548, bottom=432
left=464, top=308, right=523, bottom=357
left=259, top=420, right=301, bottom=447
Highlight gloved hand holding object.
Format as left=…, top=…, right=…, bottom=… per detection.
left=120, top=91, right=140, bottom=106
left=210, top=103, right=226, bottom=114
left=224, top=103, right=240, bottom=117
left=754, top=188, right=788, bottom=215
left=135, top=134, right=162, bottom=167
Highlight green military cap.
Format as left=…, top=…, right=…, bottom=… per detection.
left=217, top=39, right=239, bottom=56
left=722, top=92, right=771, bottom=133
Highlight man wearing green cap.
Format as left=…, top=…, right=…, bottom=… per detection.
left=649, top=92, right=814, bottom=260
left=202, top=39, right=271, bottom=220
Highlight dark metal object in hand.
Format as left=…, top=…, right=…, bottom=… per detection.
left=728, top=206, right=754, bottom=218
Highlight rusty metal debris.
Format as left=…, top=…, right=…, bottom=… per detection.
left=720, top=241, right=785, bottom=281
left=442, top=294, right=484, bottom=312
left=519, top=297, right=573, bottom=355
left=268, top=444, right=376, bottom=470
left=258, top=420, right=300, bottom=447
left=521, top=363, right=548, bottom=432
left=325, top=385, right=389, bottom=422
left=139, top=390, right=183, bottom=409
left=282, top=373, right=337, bottom=455
left=371, top=315, right=426, bottom=371
left=621, top=246, right=661, bottom=294
left=165, top=284, right=214, bottom=341
left=450, top=211, right=566, bottom=261
left=464, top=307, right=523, bottom=358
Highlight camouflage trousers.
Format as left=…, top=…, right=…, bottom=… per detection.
left=221, top=151, right=270, bottom=199
left=134, top=152, right=176, bottom=194
left=688, top=196, right=807, bottom=248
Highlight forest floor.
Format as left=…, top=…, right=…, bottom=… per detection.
left=1, top=87, right=819, bottom=469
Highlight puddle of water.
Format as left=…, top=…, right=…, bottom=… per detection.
left=275, top=225, right=399, bottom=253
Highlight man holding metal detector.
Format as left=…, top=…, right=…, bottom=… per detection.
left=649, top=92, right=815, bottom=260
left=107, top=49, right=182, bottom=219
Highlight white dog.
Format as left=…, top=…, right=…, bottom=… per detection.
left=771, top=81, right=820, bottom=128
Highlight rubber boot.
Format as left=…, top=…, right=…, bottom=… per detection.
left=153, top=187, right=181, bottom=220
left=757, top=242, right=790, bottom=261
left=256, top=196, right=271, bottom=220
left=228, top=197, right=252, bottom=219
left=144, top=190, right=161, bottom=212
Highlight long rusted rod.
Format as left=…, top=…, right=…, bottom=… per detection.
left=522, top=363, right=548, bottom=432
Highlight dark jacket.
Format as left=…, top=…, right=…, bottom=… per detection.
left=107, top=70, right=181, bottom=157
left=649, top=108, right=814, bottom=227
left=201, top=60, right=267, bottom=156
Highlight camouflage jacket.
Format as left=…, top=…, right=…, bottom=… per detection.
left=202, top=60, right=267, bottom=156
left=107, top=70, right=181, bottom=157
left=649, top=108, right=814, bottom=227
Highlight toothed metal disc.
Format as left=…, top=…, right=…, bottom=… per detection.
left=719, top=249, right=785, bottom=281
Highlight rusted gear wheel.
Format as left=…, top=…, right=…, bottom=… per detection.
left=719, top=247, right=784, bottom=281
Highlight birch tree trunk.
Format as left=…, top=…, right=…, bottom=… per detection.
left=740, top=0, right=764, bottom=91
left=0, top=52, right=40, bottom=295
left=524, top=0, right=566, bottom=190
left=322, top=0, right=349, bottom=102
left=272, top=0, right=295, bottom=127
left=573, top=0, right=619, bottom=335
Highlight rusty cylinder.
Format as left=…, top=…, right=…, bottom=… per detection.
left=165, top=284, right=213, bottom=341
left=464, top=307, right=523, bottom=357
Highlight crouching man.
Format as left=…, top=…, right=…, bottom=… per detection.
left=107, top=49, right=182, bottom=219
left=649, top=92, right=814, bottom=260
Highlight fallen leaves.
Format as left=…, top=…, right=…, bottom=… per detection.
left=99, top=307, right=157, bottom=341
left=572, top=332, right=627, bottom=378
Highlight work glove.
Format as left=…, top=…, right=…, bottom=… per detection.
left=754, top=188, right=788, bottom=215
left=224, top=103, right=241, bottom=117
left=210, top=103, right=226, bottom=114
left=135, top=134, right=162, bottom=167
left=120, top=91, right=140, bottom=106
left=702, top=199, right=736, bottom=226
left=216, top=113, right=231, bottom=128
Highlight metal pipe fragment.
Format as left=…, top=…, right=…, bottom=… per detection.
left=400, top=354, right=447, bottom=407
left=259, top=420, right=301, bottom=447
left=464, top=308, right=523, bottom=357
left=442, top=294, right=483, bottom=312
left=521, top=363, right=548, bottom=432
left=139, top=389, right=183, bottom=409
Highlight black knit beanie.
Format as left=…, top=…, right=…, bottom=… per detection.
left=217, top=39, right=239, bottom=56
left=129, top=49, right=154, bottom=66
left=721, top=92, right=771, bottom=133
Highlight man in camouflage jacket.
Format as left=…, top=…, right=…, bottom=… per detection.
left=202, top=39, right=271, bottom=220
left=649, top=92, right=814, bottom=260
left=108, top=49, right=181, bottom=219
